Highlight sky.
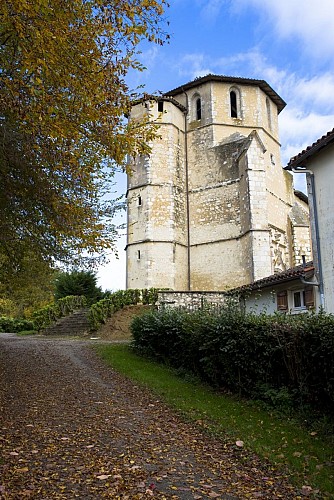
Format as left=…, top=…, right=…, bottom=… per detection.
left=97, top=0, right=334, bottom=291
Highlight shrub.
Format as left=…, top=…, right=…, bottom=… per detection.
left=32, top=295, right=87, bottom=331
left=0, top=317, right=35, bottom=333
left=131, top=306, right=334, bottom=415
left=54, top=270, right=104, bottom=305
left=88, top=298, right=115, bottom=331
left=17, top=330, right=38, bottom=336
left=88, top=288, right=158, bottom=331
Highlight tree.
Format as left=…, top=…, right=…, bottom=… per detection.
left=0, top=250, right=56, bottom=317
left=54, top=270, right=104, bottom=305
left=0, top=0, right=168, bottom=270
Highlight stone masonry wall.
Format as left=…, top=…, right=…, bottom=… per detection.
left=126, top=99, right=188, bottom=290
left=126, top=79, right=312, bottom=292
left=157, top=290, right=227, bottom=309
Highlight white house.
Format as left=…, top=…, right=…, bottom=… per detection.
left=232, top=262, right=320, bottom=315
left=285, top=129, right=334, bottom=314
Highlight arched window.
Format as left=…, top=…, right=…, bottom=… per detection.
left=196, top=97, right=202, bottom=120
left=230, top=90, right=238, bottom=118
left=191, top=93, right=203, bottom=122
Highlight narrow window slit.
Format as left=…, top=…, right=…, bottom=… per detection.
left=196, top=98, right=202, bottom=120
left=230, top=91, right=238, bottom=118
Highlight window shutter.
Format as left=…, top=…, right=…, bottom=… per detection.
left=277, top=290, right=288, bottom=311
left=305, top=287, right=315, bottom=309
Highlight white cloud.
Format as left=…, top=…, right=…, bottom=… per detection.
left=280, top=109, right=334, bottom=145
left=197, top=0, right=228, bottom=22
left=139, top=46, right=159, bottom=72
left=279, top=109, right=334, bottom=164
left=235, top=0, right=334, bottom=61
left=196, top=0, right=334, bottom=61
left=175, top=53, right=213, bottom=80
left=292, top=74, right=334, bottom=110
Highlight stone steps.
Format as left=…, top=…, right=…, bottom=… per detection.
left=42, top=308, right=90, bottom=336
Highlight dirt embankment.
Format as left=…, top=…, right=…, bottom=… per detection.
left=97, top=305, right=152, bottom=341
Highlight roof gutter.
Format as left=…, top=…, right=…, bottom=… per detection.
left=299, top=277, right=319, bottom=286
left=289, top=165, right=324, bottom=307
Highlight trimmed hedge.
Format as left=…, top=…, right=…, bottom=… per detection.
left=32, top=295, right=87, bottom=331
left=29, top=289, right=159, bottom=333
left=88, top=288, right=158, bottom=331
left=0, top=317, right=35, bottom=333
left=131, top=305, right=334, bottom=415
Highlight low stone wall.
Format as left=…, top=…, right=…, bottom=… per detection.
left=157, top=290, right=228, bottom=310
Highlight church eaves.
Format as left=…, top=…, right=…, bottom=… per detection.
left=165, top=74, right=286, bottom=114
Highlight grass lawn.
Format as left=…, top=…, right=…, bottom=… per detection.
left=95, top=343, right=334, bottom=497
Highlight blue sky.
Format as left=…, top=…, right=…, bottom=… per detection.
left=97, top=0, right=334, bottom=290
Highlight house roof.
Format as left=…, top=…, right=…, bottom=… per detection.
left=286, top=128, right=334, bottom=170
left=165, top=74, right=286, bottom=114
left=228, top=262, right=314, bottom=295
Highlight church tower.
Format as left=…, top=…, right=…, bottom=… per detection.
left=126, top=75, right=311, bottom=291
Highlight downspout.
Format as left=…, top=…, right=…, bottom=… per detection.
left=181, top=88, right=191, bottom=291
left=290, top=166, right=324, bottom=307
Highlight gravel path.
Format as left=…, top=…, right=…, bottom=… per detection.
left=0, top=334, right=301, bottom=499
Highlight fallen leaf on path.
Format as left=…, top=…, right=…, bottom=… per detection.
left=301, top=485, right=313, bottom=496
left=16, top=467, right=29, bottom=473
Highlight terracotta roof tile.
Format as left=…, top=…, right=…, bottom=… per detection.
left=228, top=262, right=314, bottom=294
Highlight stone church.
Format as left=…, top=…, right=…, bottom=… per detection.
left=126, top=74, right=311, bottom=291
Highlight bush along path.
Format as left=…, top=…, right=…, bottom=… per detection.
left=0, top=335, right=303, bottom=499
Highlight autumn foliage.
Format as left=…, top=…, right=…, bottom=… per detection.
left=0, top=0, right=168, bottom=272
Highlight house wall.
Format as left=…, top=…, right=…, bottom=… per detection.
left=307, top=143, right=334, bottom=313
left=243, top=280, right=320, bottom=314
left=243, top=287, right=277, bottom=314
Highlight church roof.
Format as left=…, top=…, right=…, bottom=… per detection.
left=165, top=74, right=286, bottom=113
left=129, top=94, right=187, bottom=113
left=286, top=128, right=334, bottom=169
